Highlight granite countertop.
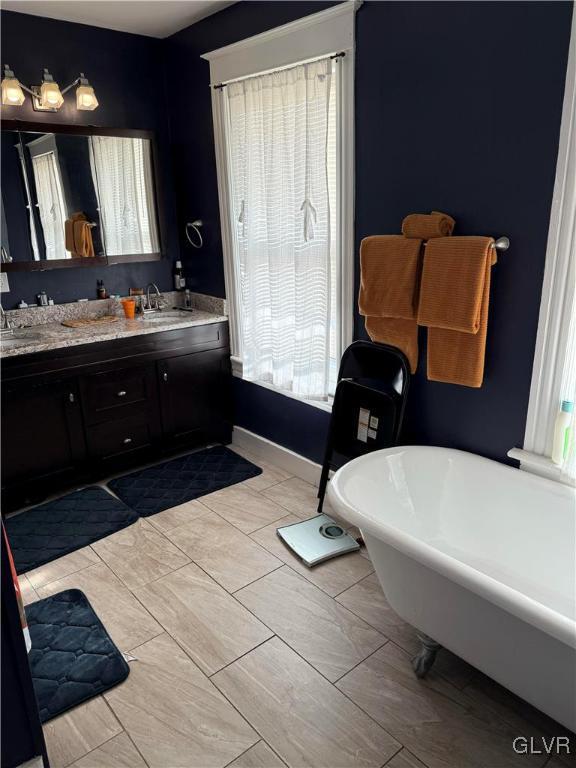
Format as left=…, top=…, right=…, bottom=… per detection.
left=1, top=299, right=228, bottom=359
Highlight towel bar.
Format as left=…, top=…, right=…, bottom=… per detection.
left=423, top=236, right=509, bottom=251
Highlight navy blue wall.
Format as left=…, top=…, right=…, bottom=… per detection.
left=165, top=0, right=573, bottom=465
left=1, top=10, right=179, bottom=305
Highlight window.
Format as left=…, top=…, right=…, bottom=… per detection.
left=89, top=136, right=159, bottom=257
left=509, top=13, right=576, bottom=484
left=204, top=2, right=357, bottom=407
left=31, top=152, right=68, bottom=261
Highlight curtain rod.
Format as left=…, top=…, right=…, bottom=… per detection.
left=212, top=51, right=346, bottom=90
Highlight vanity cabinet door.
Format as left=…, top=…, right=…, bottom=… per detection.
left=1, top=378, right=87, bottom=508
left=157, top=349, right=231, bottom=448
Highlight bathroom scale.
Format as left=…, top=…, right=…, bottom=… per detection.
left=276, top=514, right=360, bottom=567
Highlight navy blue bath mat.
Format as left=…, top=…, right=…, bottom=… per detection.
left=5, top=487, right=137, bottom=574
left=107, top=445, right=262, bottom=516
left=26, top=589, right=129, bottom=723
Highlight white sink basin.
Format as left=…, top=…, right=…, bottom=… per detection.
left=1, top=331, right=42, bottom=347
left=142, top=311, right=190, bottom=322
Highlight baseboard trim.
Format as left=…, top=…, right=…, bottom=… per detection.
left=232, top=426, right=323, bottom=485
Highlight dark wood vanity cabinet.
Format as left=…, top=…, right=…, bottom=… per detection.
left=1, top=323, right=232, bottom=511
left=158, top=348, right=229, bottom=447
left=2, top=378, right=87, bottom=504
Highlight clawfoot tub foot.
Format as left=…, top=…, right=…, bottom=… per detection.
left=412, top=634, right=442, bottom=679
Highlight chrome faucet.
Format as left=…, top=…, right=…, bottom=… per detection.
left=144, top=283, right=162, bottom=313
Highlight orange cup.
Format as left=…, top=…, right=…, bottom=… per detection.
left=121, top=298, right=136, bottom=319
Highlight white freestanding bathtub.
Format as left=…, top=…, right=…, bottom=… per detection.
left=327, top=446, right=576, bottom=731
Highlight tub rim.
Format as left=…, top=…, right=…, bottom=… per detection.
left=328, top=445, right=576, bottom=649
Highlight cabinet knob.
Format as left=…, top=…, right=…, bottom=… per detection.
left=123, top=437, right=133, bottom=444
left=117, top=390, right=127, bottom=397
left=162, top=372, right=168, bottom=382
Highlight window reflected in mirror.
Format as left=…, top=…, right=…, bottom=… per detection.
left=89, top=135, right=159, bottom=257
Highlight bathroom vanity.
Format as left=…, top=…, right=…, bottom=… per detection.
left=1, top=306, right=231, bottom=512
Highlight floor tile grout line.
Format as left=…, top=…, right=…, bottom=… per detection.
left=383, top=639, right=482, bottom=715
left=332, top=577, right=411, bottom=638
left=221, top=739, right=261, bottom=768
left=123, top=730, right=152, bottom=768
left=105, top=628, right=263, bottom=760
left=56, top=726, right=125, bottom=768
left=207, top=634, right=277, bottom=679
left=330, top=563, right=376, bottom=599
left=381, top=745, right=411, bottom=768
left=335, top=637, right=481, bottom=725
left=53, top=697, right=126, bottom=768
left=330, top=638, right=390, bottom=686
left=224, top=573, right=387, bottom=687
left=234, top=562, right=390, bottom=656
left=230, top=563, right=285, bottom=595
left=277, top=559, right=373, bottom=600
left=89, top=519, right=193, bottom=592
left=126, top=630, right=166, bottom=655
left=221, top=737, right=288, bottom=768
left=207, top=505, right=293, bottom=537
left=129, top=526, right=283, bottom=596
left=97, top=697, right=152, bottom=768
left=211, top=633, right=405, bottom=761
left=26, top=551, right=103, bottom=593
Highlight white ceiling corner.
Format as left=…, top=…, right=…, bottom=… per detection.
left=1, top=1, right=235, bottom=39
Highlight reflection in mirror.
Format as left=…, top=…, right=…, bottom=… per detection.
left=1, top=127, right=161, bottom=269
left=89, top=136, right=159, bottom=257
left=1, top=131, right=104, bottom=263
left=28, top=134, right=70, bottom=260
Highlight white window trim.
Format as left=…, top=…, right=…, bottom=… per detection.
left=508, top=11, right=575, bottom=485
left=203, top=1, right=359, bottom=410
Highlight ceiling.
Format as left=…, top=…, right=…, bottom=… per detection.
left=1, top=0, right=235, bottom=38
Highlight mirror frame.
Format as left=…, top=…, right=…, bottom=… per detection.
left=1, top=120, right=166, bottom=272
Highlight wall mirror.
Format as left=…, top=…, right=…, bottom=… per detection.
left=1, top=122, right=163, bottom=271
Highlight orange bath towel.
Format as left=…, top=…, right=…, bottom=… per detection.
left=417, top=236, right=496, bottom=387
left=359, top=235, right=422, bottom=372
left=74, top=219, right=95, bottom=258
left=65, top=212, right=94, bottom=258
left=402, top=211, right=455, bottom=239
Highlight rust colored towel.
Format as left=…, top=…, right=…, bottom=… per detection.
left=418, top=236, right=496, bottom=387
left=73, top=220, right=95, bottom=258
left=359, top=235, right=422, bottom=372
left=65, top=213, right=94, bottom=257
left=402, top=211, right=455, bottom=239
left=365, top=317, right=419, bottom=374
left=64, top=213, right=84, bottom=254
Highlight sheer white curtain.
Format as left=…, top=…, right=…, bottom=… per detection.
left=560, top=292, right=576, bottom=481
left=89, top=136, right=159, bottom=256
left=226, top=57, right=337, bottom=401
left=31, top=152, right=68, bottom=260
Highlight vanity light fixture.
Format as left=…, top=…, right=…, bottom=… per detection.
left=1, top=65, right=99, bottom=112
left=34, top=68, right=64, bottom=111
left=1, top=65, right=25, bottom=106
left=75, top=74, right=98, bottom=111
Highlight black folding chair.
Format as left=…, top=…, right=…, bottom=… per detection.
left=317, top=341, right=410, bottom=513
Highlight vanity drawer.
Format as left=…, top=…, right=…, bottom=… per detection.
left=87, top=411, right=154, bottom=460
left=82, top=365, right=156, bottom=423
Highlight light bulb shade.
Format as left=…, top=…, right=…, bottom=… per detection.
left=76, top=83, right=98, bottom=111
left=1, top=76, right=25, bottom=106
left=40, top=79, right=64, bottom=109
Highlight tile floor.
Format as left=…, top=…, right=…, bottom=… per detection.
left=19, top=445, right=574, bottom=768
